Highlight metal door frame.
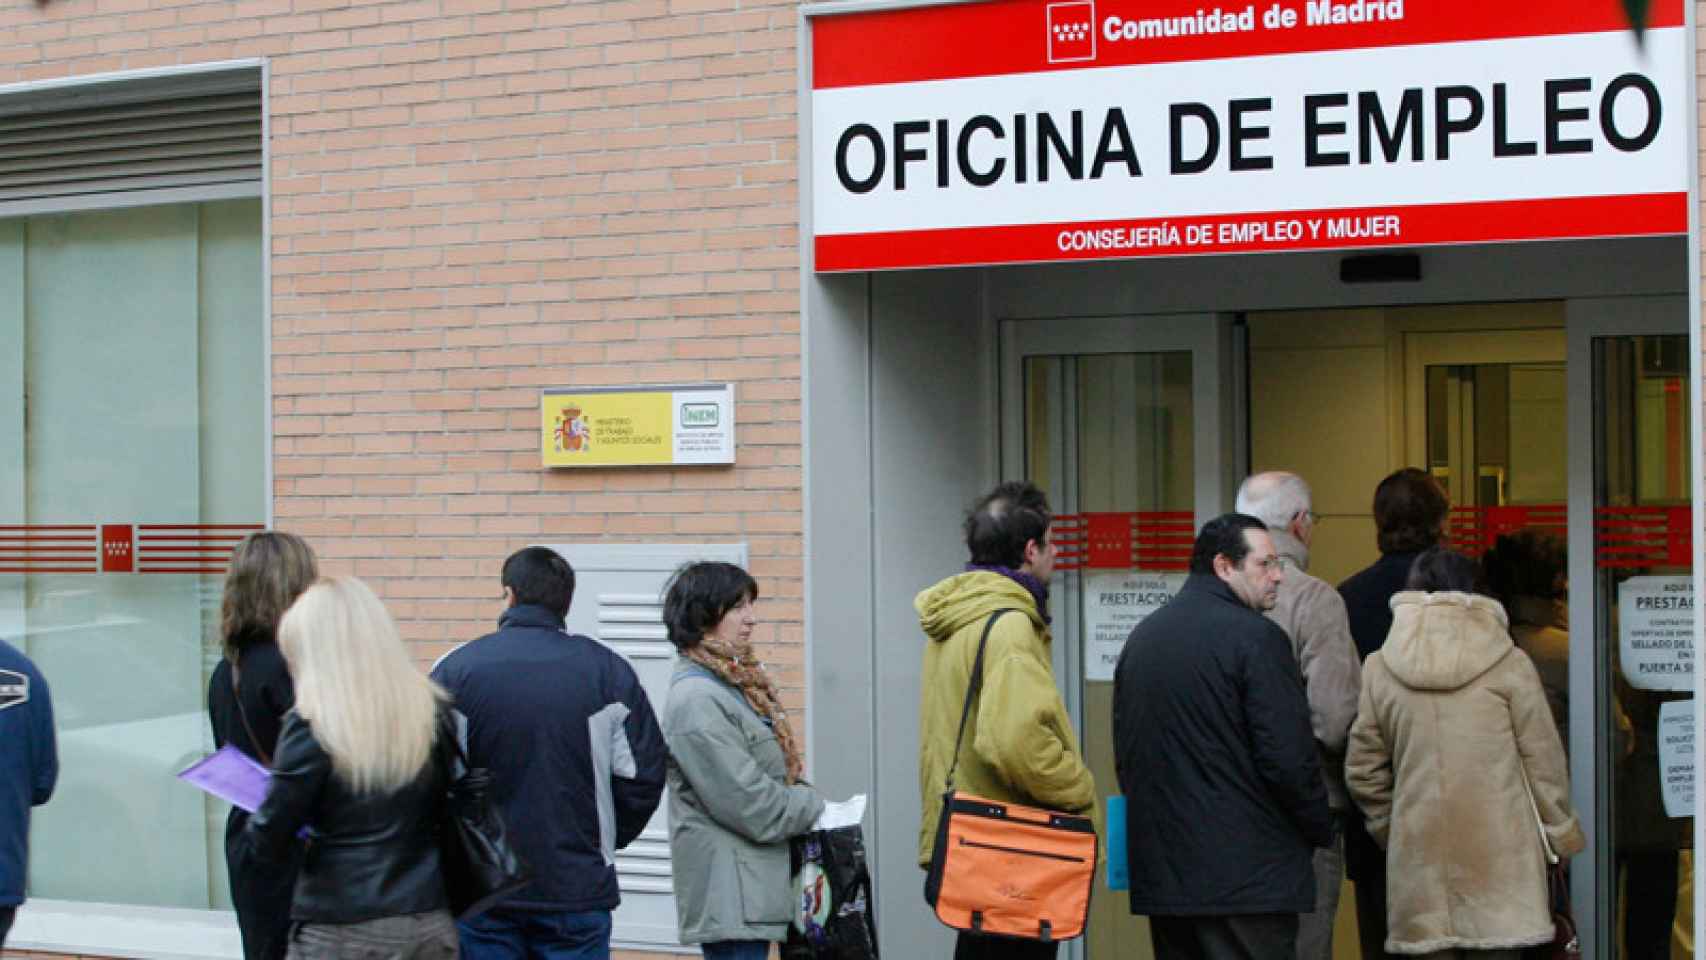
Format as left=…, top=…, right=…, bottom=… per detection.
left=998, top=311, right=1237, bottom=960
left=1565, top=294, right=1691, bottom=958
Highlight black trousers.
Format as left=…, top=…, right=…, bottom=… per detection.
left=1353, top=872, right=1395, bottom=960
left=227, top=807, right=302, bottom=960
left=0, top=904, right=15, bottom=951
left=1344, top=815, right=1396, bottom=960
left=1149, top=913, right=1299, bottom=960
left=953, top=931, right=1059, bottom=960
left=1621, top=850, right=1680, bottom=960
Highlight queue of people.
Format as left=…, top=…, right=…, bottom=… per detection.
left=0, top=469, right=1602, bottom=960
left=191, top=529, right=817, bottom=960
left=920, top=475, right=1585, bottom=960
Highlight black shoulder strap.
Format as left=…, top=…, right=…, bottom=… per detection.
left=230, top=660, right=273, bottom=768
left=442, top=708, right=471, bottom=777
left=943, top=609, right=1016, bottom=793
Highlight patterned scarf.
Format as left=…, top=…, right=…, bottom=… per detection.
left=684, top=634, right=805, bottom=785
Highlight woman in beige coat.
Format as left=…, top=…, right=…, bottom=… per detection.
left=1346, top=548, right=1584, bottom=959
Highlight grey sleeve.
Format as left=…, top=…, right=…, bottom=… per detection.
left=666, top=693, right=823, bottom=845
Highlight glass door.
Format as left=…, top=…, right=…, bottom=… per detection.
left=1000, top=314, right=1237, bottom=960
left=1568, top=297, right=1696, bottom=960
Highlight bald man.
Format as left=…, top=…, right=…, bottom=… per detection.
left=1235, top=472, right=1362, bottom=960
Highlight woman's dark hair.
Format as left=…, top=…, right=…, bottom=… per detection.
left=964, top=481, right=1051, bottom=569
left=1374, top=467, right=1450, bottom=554
left=1483, top=530, right=1566, bottom=605
left=662, top=561, right=759, bottom=651
left=1405, top=547, right=1485, bottom=594
left=1189, top=513, right=1268, bottom=575
left=502, top=546, right=576, bottom=619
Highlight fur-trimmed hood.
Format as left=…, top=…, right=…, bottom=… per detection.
left=1380, top=591, right=1511, bottom=692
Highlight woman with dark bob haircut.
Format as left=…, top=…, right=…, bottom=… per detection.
left=660, top=562, right=824, bottom=960
left=1346, top=548, right=1582, bottom=958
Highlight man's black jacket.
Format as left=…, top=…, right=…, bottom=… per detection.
left=432, top=604, right=667, bottom=913
left=1112, top=574, right=1333, bottom=916
left=1339, top=550, right=1424, bottom=661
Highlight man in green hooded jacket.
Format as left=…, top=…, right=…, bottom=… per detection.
left=916, top=481, right=1099, bottom=960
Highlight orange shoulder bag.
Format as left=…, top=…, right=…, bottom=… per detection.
left=923, top=609, right=1098, bottom=944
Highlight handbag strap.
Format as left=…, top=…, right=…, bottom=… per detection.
left=229, top=661, right=273, bottom=768
left=943, top=609, right=1016, bottom=793
left=1519, top=766, right=1560, bottom=865
left=441, top=708, right=472, bottom=778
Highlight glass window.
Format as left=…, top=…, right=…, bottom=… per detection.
left=1596, top=334, right=1693, bottom=960
left=1024, top=351, right=1194, bottom=960
left=0, top=199, right=264, bottom=909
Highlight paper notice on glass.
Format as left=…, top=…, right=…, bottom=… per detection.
left=1083, top=572, right=1185, bottom=682
left=178, top=744, right=271, bottom=813
left=1619, top=577, right=1695, bottom=692
left=813, top=794, right=867, bottom=831
left=1658, top=699, right=1695, bottom=819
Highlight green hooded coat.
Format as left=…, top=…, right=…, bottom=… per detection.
left=915, top=571, right=1098, bottom=866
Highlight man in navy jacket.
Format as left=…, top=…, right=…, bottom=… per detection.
left=433, top=547, right=667, bottom=960
left=0, top=637, right=57, bottom=950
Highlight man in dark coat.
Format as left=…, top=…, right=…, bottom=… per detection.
left=1113, top=513, right=1332, bottom=960
left=432, top=547, right=668, bottom=960
left=1335, top=467, right=1447, bottom=960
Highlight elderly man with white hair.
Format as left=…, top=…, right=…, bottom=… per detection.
left=1234, top=471, right=1362, bottom=960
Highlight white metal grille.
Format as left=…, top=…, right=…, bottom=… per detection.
left=0, top=67, right=261, bottom=214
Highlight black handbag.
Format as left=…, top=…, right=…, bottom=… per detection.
left=1521, top=769, right=1581, bottom=960
left=782, top=824, right=880, bottom=960
left=1524, top=862, right=1581, bottom=960
left=440, top=713, right=531, bottom=920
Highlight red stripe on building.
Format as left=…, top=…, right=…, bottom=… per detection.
left=814, top=193, right=1686, bottom=272
left=811, top=0, right=1682, bottom=89
left=137, top=524, right=266, bottom=530
left=134, top=568, right=231, bottom=574
left=0, top=567, right=99, bottom=574
left=1054, top=511, right=1196, bottom=570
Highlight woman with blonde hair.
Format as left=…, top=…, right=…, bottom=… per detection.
left=208, top=531, right=319, bottom=960
left=242, top=577, right=457, bottom=960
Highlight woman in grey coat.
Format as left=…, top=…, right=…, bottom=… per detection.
left=662, top=562, right=825, bottom=960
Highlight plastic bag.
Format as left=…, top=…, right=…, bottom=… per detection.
left=782, top=825, right=879, bottom=960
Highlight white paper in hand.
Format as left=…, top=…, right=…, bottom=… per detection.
left=813, top=793, right=867, bottom=830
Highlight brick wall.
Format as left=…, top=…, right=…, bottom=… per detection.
left=0, top=0, right=808, bottom=700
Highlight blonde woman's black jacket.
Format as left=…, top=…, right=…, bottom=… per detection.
left=241, top=709, right=451, bottom=923
left=1111, top=574, right=1333, bottom=916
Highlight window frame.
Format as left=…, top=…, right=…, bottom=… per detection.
left=3, top=57, right=271, bottom=960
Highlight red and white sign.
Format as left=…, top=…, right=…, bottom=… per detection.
left=0, top=523, right=264, bottom=575
left=808, top=0, right=1688, bottom=271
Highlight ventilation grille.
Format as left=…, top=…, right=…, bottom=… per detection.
left=0, top=70, right=261, bottom=209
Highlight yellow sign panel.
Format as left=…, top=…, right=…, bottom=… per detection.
left=541, top=385, right=735, bottom=468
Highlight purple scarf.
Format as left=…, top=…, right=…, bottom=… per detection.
left=965, top=563, right=1051, bottom=625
